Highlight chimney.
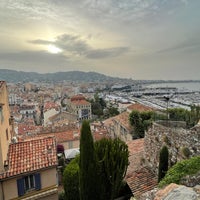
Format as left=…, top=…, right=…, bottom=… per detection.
left=9, top=115, right=17, bottom=143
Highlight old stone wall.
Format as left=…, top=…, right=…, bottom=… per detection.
left=144, top=122, right=200, bottom=175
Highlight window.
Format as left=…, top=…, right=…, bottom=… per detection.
left=17, top=173, right=41, bottom=196
left=6, top=129, right=9, bottom=140
left=0, top=106, right=3, bottom=123
left=24, top=175, right=35, bottom=191
left=68, top=141, right=73, bottom=149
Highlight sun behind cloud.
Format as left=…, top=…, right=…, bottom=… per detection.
left=47, top=44, right=62, bottom=54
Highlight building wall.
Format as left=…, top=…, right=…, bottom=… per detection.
left=61, top=140, right=79, bottom=150
left=0, top=82, right=11, bottom=172
left=144, top=122, right=200, bottom=175
left=2, top=177, right=18, bottom=200
left=41, top=168, right=57, bottom=188
left=1, top=168, right=58, bottom=200
left=44, top=109, right=60, bottom=126
left=112, top=120, right=132, bottom=142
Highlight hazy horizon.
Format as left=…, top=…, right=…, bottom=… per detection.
left=0, top=0, right=200, bottom=80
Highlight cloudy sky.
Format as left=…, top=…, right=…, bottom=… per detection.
left=0, top=0, right=200, bottom=80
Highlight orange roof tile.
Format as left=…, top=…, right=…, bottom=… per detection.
left=0, top=137, right=57, bottom=179
left=112, top=112, right=131, bottom=131
left=44, top=102, right=60, bottom=111
left=125, top=139, right=157, bottom=198
left=127, top=103, right=154, bottom=112
left=71, top=99, right=90, bottom=106
left=39, top=130, right=80, bottom=143
left=71, top=94, right=86, bottom=101
left=126, top=167, right=157, bottom=198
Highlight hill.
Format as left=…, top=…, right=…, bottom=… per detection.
left=0, top=69, right=130, bottom=83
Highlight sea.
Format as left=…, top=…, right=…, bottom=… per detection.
left=146, top=82, right=200, bottom=92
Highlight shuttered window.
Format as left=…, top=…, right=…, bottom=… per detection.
left=17, top=173, right=41, bottom=196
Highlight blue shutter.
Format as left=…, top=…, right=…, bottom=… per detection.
left=17, top=178, right=25, bottom=196
left=34, top=173, right=41, bottom=190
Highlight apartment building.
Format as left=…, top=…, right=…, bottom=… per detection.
left=0, top=81, right=58, bottom=200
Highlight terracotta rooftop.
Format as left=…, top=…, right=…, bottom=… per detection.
left=0, top=137, right=57, bottom=179
left=44, top=102, right=60, bottom=111
left=126, top=167, right=157, bottom=198
left=125, top=139, right=157, bottom=198
left=39, top=130, right=80, bottom=143
left=71, top=99, right=90, bottom=106
left=18, top=124, right=41, bottom=135
left=112, top=112, right=132, bottom=131
left=127, top=103, right=154, bottom=113
left=71, top=94, right=86, bottom=101
left=126, top=139, right=145, bottom=175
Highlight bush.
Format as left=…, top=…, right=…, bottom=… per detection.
left=159, top=156, right=200, bottom=188
left=181, top=147, right=191, bottom=158
left=63, top=156, right=80, bottom=200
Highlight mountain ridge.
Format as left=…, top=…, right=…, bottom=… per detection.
left=0, top=69, right=130, bottom=83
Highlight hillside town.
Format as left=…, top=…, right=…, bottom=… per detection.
left=0, top=80, right=200, bottom=200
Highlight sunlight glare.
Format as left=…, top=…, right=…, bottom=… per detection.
left=47, top=44, right=62, bottom=54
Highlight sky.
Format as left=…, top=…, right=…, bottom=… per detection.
left=0, top=0, right=200, bottom=80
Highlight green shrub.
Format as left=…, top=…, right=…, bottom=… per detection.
left=159, top=156, right=200, bottom=188
left=63, top=156, right=80, bottom=200
left=181, top=147, right=191, bottom=158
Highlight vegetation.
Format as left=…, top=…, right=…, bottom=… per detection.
left=79, top=120, right=99, bottom=200
left=181, top=147, right=191, bottom=158
left=104, top=105, right=119, bottom=118
left=89, top=93, right=119, bottom=119
left=63, top=156, right=80, bottom=200
left=159, top=156, right=200, bottom=188
left=94, top=138, right=129, bottom=200
left=62, top=121, right=129, bottom=200
left=158, top=146, right=169, bottom=183
left=129, top=110, right=154, bottom=138
left=89, top=93, right=106, bottom=117
left=168, top=105, right=200, bottom=128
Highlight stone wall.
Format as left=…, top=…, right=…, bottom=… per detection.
left=144, top=122, right=200, bottom=175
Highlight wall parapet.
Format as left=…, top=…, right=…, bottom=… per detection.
left=144, top=122, right=200, bottom=175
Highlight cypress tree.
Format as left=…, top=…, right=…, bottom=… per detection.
left=158, top=145, right=169, bottom=182
left=79, top=120, right=98, bottom=200
left=95, top=138, right=129, bottom=200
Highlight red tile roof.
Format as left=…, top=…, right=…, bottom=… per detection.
left=125, top=139, right=157, bottom=198
left=126, top=139, right=145, bottom=175
left=127, top=103, right=154, bottom=112
left=71, top=94, right=86, bottom=101
left=112, top=112, right=132, bottom=131
left=71, top=99, right=90, bottom=106
left=126, top=167, right=157, bottom=198
left=44, top=102, right=60, bottom=111
left=39, top=130, right=80, bottom=143
left=18, top=124, right=41, bottom=135
left=0, top=137, right=57, bottom=179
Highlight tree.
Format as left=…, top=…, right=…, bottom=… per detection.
left=158, top=146, right=169, bottom=182
left=168, top=106, right=200, bottom=128
left=94, top=138, right=129, bottom=200
left=79, top=120, right=99, bottom=200
left=129, top=110, right=153, bottom=138
left=63, top=156, right=80, bottom=200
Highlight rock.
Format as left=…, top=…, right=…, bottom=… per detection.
left=163, top=185, right=197, bottom=200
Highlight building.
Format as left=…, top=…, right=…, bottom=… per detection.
left=103, top=103, right=156, bottom=142
left=67, top=94, right=91, bottom=121
left=0, top=81, right=12, bottom=173
left=0, top=81, right=58, bottom=200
